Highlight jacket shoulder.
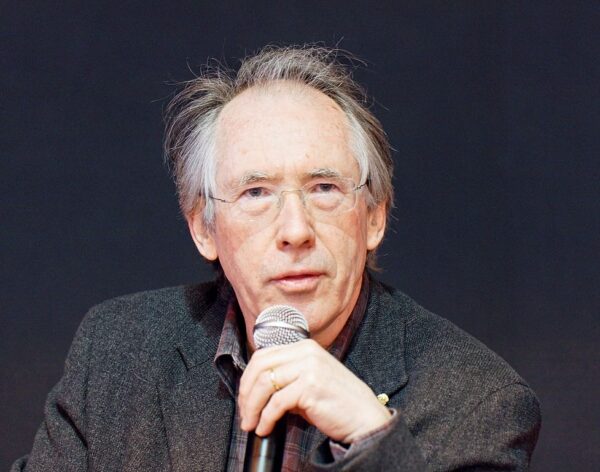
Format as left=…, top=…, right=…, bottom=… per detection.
left=87, top=281, right=219, bottom=329
left=73, top=281, right=224, bottom=382
left=384, top=285, right=527, bottom=386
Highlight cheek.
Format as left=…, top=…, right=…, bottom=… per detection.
left=213, top=222, right=271, bottom=276
left=317, top=214, right=369, bottom=271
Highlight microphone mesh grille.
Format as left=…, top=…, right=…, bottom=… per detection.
left=253, top=305, right=309, bottom=349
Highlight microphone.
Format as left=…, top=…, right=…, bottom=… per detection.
left=243, top=305, right=309, bottom=472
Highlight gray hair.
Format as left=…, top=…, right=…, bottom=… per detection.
left=164, top=45, right=394, bottom=265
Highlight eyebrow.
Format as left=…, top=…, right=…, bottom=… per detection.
left=306, top=168, right=343, bottom=179
left=231, top=167, right=344, bottom=188
left=236, top=171, right=272, bottom=187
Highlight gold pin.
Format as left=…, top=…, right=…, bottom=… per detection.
left=377, top=393, right=389, bottom=406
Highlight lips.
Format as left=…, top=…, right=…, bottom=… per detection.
left=270, top=270, right=324, bottom=292
left=272, top=269, right=324, bottom=280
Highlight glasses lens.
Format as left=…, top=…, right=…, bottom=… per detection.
left=235, top=188, right=277, bottom=217
left=306, top=179, right=355, bottom=215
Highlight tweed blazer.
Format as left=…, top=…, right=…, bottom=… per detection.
left=12, top=278, right=540, bottom=471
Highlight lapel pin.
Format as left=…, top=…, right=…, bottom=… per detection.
left=377, top=393, right=389, bottom=406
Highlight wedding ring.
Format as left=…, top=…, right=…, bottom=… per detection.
left=269, top=368, right=281, bottom=392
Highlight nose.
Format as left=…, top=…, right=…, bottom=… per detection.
left=274, top=190, right=315, bottom=250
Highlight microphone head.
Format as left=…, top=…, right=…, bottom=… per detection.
left=253, top=305, right=310, bottom=349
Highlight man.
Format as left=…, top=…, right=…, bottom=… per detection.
left=13, top=45, right=540, bottom=471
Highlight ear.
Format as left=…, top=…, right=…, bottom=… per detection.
left=186, top=202, right=218, bottom=261
left=366, top=203, right=387, bottom=251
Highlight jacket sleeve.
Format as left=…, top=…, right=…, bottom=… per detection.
left=309, top=382, right=541, bottom=471
left=11, top=310, right=97, bottom=472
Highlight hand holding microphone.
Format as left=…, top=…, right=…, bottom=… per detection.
left=243, top=305, right=309, bottom=472
left=240, top=305, right=392, bottom=471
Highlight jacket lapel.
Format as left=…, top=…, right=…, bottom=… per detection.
left=344, top=279, right=409, bottom=400
left=306, top=278, right=409, bottom=455
left=159, top=361, right=234, bottom=471
left=158, top=284, right=234, bottom=472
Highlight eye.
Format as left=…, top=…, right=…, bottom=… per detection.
left=312, top=182, right=340, bottom=193
left=241, top=186, right=270, bottom=199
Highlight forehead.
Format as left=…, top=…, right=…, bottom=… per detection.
left=214, top=82, right=358, bottom=186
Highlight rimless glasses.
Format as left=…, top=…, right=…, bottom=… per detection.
left=209, top=177, right=367, bottom=224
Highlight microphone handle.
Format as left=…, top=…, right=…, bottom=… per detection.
left=243, top=417, right=286, bottom=472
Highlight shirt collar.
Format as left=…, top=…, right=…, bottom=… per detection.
left=214, top=297, right=248, bottom=396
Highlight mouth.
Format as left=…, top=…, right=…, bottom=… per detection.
left=270, top=271, right=324, bottom=293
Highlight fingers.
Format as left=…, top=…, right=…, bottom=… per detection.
left=239, top=340, right=320, bottom=432
left=240, top=339, right=316, bottom=394
left=237, top=339, right=393, bottom=443
left=239, top=362, right=300, bottom=431
left=254, top=380, right=306, bottom=436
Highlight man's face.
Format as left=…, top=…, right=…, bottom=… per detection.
left=188, top=83, right=386, bottom=348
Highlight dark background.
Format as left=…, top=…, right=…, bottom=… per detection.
left=2, top=2, right=598, bottom=470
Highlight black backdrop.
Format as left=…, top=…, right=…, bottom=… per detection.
left=2, top=2, right=598, bottom=470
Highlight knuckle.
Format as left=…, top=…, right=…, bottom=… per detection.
left=248, top=353, right=265, bottom=369
left=245, top=403, right=260, bottom=420
left=269, top=392, right=283, bottom=410
left=306, top=354, right=320, bottom=371
left=238, top=382, right=250, bottom=400
left=305, top=371, right=319, bottom=389
left=263, top=397, right=286, bottom=423
left=260, top=370, right=272, bottom=389
left=260, top=407, right=275, bottom=426
left=298, top=390, right=316, bottom=412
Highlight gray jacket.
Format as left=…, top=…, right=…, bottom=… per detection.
left=12, top=279, right=541, bottom=471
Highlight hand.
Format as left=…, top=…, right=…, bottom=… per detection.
left=238, top=339, right=392, bottom=444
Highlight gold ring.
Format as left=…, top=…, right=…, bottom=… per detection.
left=269, top=368, right=281, bottom=392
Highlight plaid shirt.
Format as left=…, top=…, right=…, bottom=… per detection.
left=214, top=275, right=372, bottom=471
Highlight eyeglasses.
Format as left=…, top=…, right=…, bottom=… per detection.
left=209, top=177, right=366, bottom=223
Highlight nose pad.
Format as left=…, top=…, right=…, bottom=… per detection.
left=275, top=189, right=315, bottom=248
left=278, top=189, right=307, bottom=211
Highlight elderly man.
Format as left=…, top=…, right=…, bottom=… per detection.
left=13, top=46, right=540, bottom=471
